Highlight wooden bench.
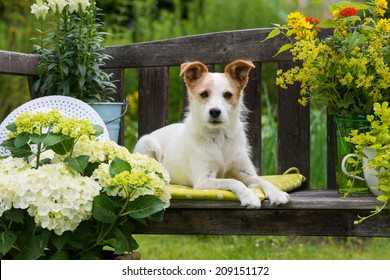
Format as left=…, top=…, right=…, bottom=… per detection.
left=1, top=28, right=389, bottom=237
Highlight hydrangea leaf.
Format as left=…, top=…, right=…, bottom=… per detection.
left=109, top=157, right=132, bottom=177
left=65, top=155, right=90, bottom=175
left=0, top=231, right=17, bottom=256
left=126, top=195, right=165, bottom=219
left=92, top=194, right=117, bottom=223
left=43, top=133, right=69, bottom=147
left=14, top=133, right=29, bottom=148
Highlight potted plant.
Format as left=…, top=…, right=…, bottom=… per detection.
left=263, top=0, right=390, bottom=194
left=0, top=109, right=170, bottom=259
left=30, top=0, right=124, bottom=142
left=342, top=102, right=390, bottom=224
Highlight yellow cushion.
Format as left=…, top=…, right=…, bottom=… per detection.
left=170, top=168, right=305, bottom=201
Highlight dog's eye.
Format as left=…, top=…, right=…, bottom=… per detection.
left=223, top=92, right=233, bottom=100
left=200, top=91, right=209, bottom=99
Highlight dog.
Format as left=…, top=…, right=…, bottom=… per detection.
left=133, top=60, right=290, bottom=208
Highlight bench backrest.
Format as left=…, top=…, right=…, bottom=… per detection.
left=0, top=28, right=336, bottom=190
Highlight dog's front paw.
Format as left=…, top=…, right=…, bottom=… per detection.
left=267, top=189, right=290, bottom=205
left=239, top=191, right=261, bottom=209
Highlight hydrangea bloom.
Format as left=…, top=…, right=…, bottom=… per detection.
left=0, top=110, right=171, bottom=237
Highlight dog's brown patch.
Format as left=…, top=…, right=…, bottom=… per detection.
left=224, top=60, right=255, bottom=90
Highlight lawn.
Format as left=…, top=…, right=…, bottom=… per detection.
left=134, top=235, right=390, bottom=260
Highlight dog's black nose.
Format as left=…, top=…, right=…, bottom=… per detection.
left=209, top=108, right=221, bottom=119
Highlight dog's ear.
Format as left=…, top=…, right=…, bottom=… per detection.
left=224, top=60, right=255, bottom=89
left=180, top=61, right=209, bottom=83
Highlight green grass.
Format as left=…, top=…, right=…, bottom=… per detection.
left=134, top=235, right=390, bottom=260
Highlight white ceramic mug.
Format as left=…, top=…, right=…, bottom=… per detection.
left=341, top=147, right=382, bottom=196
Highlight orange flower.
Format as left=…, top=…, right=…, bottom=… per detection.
left=340, top=7, right=358, bottom=17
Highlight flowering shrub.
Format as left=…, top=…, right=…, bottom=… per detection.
left=31, top=0, right=116, bottom=102
left=344, top=102, right=390, bottom=223
left=264, top=0, right=390, bottom=115
left=0, top=109, right=170, bottom=259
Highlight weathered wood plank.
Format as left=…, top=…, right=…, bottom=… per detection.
left=104, top=28, right=334, bottom=68
left=244, top=62, right=262, bottom=171
left=138, top=67, right=169, bottom=137
left=135, top=208, right=390, bottom=237
left=277, top=62, right=310, bottom=188
left=0, top=51, right=38, bottom=76
left=135, top=191, right=390, bottom=237
left=163, top=190, right=384, bottom=210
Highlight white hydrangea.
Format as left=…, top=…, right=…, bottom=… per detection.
left=0, top=159, right=101, bottom=235
left=0, top=135, right=171, bottom=234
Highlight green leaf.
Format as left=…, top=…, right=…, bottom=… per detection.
left=92, top=194, right=117, bottom=223
left=50, top=231, right=71, bottom=251
left=14, top=133, right=29, bottom=148
left=113, top=229, right=129, bottom=255
left=126, top=195, right=165, bottom=219
left=50, top=138, right=74, bottom=155
left=2, top=208, right=24, bottom=223
left=5, top=122, right=17, bottom=132
left=377, top=195, right=389, bottom=203
left=93, top=125, right=104, bottom=137
left=84, top=161, right=100, bottom=177
left=0, top=231, right=18, bottom=255
left=318, top=19, right=337, bottom=28
left=43, top=133, right=69, bottom=147
left=65, top=156, right=90, bottom=175
left=261, top=28, right=280, bottom=42
left=1, top=139, right=32, bottom=157
left=109, top=157, right=132, bottom=177
left=273, top=43, right=293, bottom=57
left=80, top=251, right=101, bottom=260
left=78, top=64, right=87, bottom=77
left=50, top=250, right=70, bottom=260
left=29, top=134, right=46, bottom=145
left=17, top=230, right=51, bottom=260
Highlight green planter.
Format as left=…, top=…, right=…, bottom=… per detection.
left=90, top=102, right=125, bottom=143
left=334, top=115, right=371, bottom=194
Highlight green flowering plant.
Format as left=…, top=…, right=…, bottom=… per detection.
left=0, top=109, right=170, bottom=259
left=30, top=0, right=116, bottom=102
left=344, top=102, right=390, bottom=223
left=264, top=0, right=390, bottom=115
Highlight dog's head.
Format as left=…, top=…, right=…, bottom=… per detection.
left=180, top=60, right=255, bottom=129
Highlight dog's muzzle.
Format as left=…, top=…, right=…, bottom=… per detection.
left=208, top=108, right=222, bottom=124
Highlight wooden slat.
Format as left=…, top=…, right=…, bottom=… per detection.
left=244, top=62, right=262, bottom=171
left=103, top=28, right=334, bottom=68
left=138, top=67, right=169, bottom=137
left=135, top=191, right=390, bottom=237
left=0, top=51, right=38, bottom=76
left=277, top=62, right=310, bottom=188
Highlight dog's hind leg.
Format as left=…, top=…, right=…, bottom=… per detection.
left=133, top=135, right=163, bottom=162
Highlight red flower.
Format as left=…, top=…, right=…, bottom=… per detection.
left=339, top=7, right=358, bottom=17
left=306, top=17, right=321, bottom=25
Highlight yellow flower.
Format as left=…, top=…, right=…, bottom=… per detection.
left=373, top=0, right=388, bottom=16
left=287, top=12, right=314, bottom=40
left=376, top=18, right=390, bottom=33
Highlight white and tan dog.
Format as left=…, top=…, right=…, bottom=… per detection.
left=134, top=60, right=289, bottom=208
